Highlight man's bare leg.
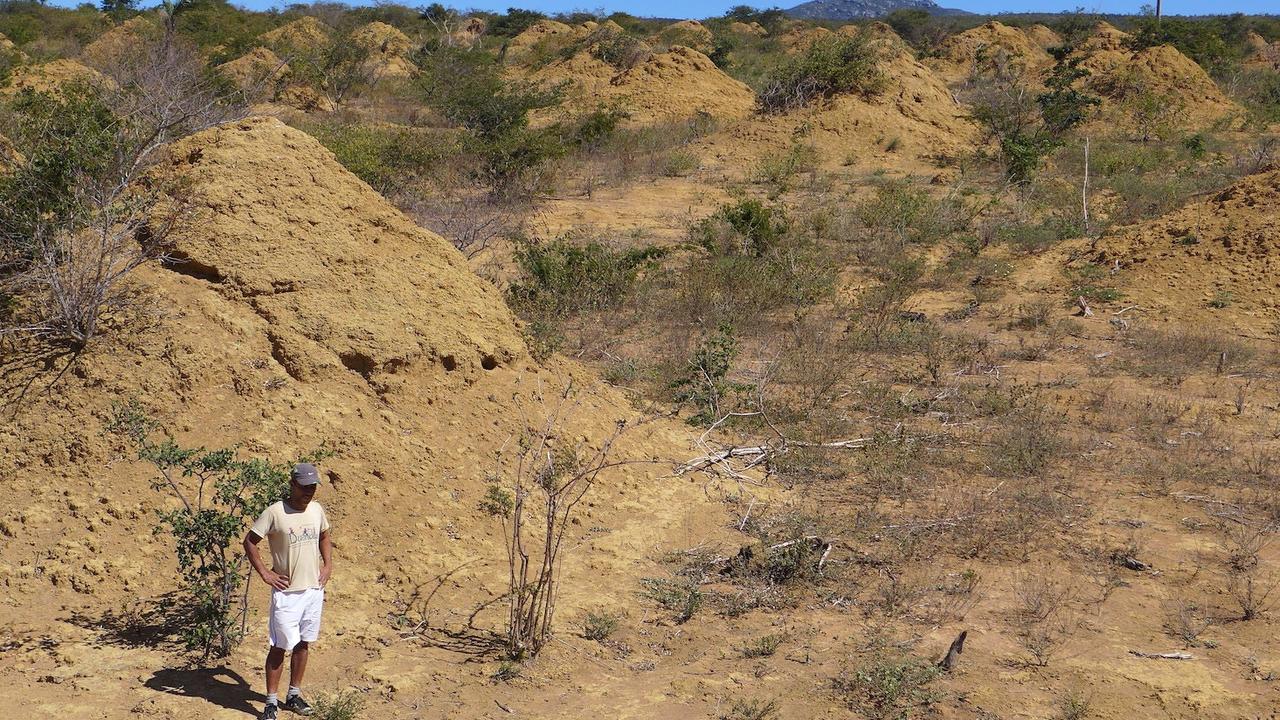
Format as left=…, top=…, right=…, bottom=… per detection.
left=288, top=641, right=309, bottom=690
left=265, top=646, right=286, bottom=697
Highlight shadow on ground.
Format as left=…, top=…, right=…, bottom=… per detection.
left=145, top=666, right=260, bottom=717
left=65, top=592, right=191, bottom=652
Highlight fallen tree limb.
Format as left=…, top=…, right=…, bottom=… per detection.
left=1128, top=650, right=1193, bottom=660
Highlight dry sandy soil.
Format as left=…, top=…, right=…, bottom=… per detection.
left=3, top=15, right=1280, bottom=720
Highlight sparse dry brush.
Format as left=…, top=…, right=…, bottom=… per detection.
left=1, top=17, right=245, bottom=349
left=481, top=383, right=639, bottom=659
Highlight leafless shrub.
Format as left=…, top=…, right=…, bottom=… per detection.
left=1011, top=298, right=1054, bottom=330
left=1216, top=520, right=1279, bottom=621
left=403, top=192, right=522, bottom=259
left=1233, top=136, right=1277, bottom=175
left=1227, top=570, right=1279, bottom=621
left=1054, top=689, right=1093, bottom=720
left=991, top=405, right=1063, bottom=476
left=480, top=382, right=637, bottom=659
left=1162, top=596, right=1215, bottom=647
left=1015, top=619, right=1071, bottom=668
left=1123, top=326, right=1257, bottom=381
left=1014, top=570, right=1076, bottom=624
left=1, top=14, right=245, bottom=349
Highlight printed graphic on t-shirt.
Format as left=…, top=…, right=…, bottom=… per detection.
left=287, top=525, right=320, bottom=546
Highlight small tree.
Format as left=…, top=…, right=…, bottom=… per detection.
left=482, top=383, right=633, bottom=659
left=967, top=44, right=1098, bottom=183
left=107, top=399, right=330, bottom=660
left=670, top=324, right=740, bottom=426
left=416, top=44, right=564, bottom=198
left=757, top=33, right=886, bottom=114
left=0, top=10, right=245, bottom=348
left=101, top=0, right=139, bottom=21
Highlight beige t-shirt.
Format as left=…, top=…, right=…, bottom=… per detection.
left=250, top=500, right=330, bottom=592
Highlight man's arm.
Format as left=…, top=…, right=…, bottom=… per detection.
left=243, top=531, right=290, bottom=590
left=318, top=530, right=333, bottom=586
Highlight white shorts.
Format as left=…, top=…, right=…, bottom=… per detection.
left=268, top=587, right=324, bottom=650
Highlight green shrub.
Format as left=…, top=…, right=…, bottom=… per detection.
left=1065, top=265, right=1120, bottom=304
left=996, top=214, right=1082, bottom=253
left=588, top=28, right=652, bottom=70
left=640, top=577, right=704, bottom=623
left=506, top=237, right=664, bottom=316
left=1236, top=69, right=1280, bottom=126
left=277, top=28, right=380, bottom=109
left=298, top=122, right=457, bottom=195
left=833, top=652, right=943, bottom=720
left=486, top=8, right=547, bottom=37
left=569, top=104, right=629, bottom=151
left=582, top=609, right=621, bottom=641
left=676, top=249, right=834, bottom=329
left=0, top=84, right=117, bottom=260
left=855, top=181, right=971, bottom=249
left=661, top=149, right=699, bottom=177
left=492, top=660, right=522, bottom=682
left=753, top=141, right=818, bottom=191
left=1126, top=16, right=1242, bottom=77
left=719, top=698, right=781, bottom=720
left=757, top=33, right=886, bottom=114
left=694, top=199, right=789, bottom=257
left=418, top=45, right=565, bottom=196
left=969, top=45, right=1098, bottom=182
left=740, top=633, right=785, bottom=658
left=175, top=0, right=280, bottom=58
left=992, top=406, right=1062, bottom=476
left=107, top=399, right=330, bottom=661
left=670, top=324, right=740, bottom=426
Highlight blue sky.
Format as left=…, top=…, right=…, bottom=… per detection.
left=49, top=0, right=1279, bottom=17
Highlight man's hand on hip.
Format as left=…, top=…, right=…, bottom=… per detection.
left=260, top=569, right=290, bottom=590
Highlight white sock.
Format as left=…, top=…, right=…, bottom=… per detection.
left=265, top=693, right=278, bottom=706
left=287, top=686, right=301, bottom=699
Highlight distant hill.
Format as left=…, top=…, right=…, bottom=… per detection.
left=784, top=0, right=968, bottom=19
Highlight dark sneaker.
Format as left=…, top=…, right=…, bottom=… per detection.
left=260, top=704, right=278, bottom=720
left=282, top=694, right=314, bottom=716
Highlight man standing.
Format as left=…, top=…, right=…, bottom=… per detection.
left=244, top=463, right=333, bottom=719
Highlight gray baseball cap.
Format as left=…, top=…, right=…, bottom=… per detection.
left=291, top=462, right=322, bottom=486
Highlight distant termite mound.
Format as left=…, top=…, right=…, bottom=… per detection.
left=521, top=25, right=755, bottom=125
left=1089, top=168, right=1280, bottom=334
left=351, top=21, right=417, bottom=78
left=2, top=58, right=114, bottom=95
left=1080, top=43, right=1241, bottom=130
left=927, top=21, right=1053, bottom=83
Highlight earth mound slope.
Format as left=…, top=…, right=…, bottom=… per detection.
left=163, top=117, right=523, bottom=385
left=351, top=21, right=417, bottom=78
left=1090, top=168, right=1280, bottom=333
left=216, top=46, right=289, bottom=91
left=527, top=41, right=756, bottom=124
left=702, top=27, right=976, bottom=174
left=1081, top=43, right=1240, bottom=128
left=79, top=16, right=158, bottom=70
left=259, top=15, right=331, bottom=53
left=652, top=19, right=714, bottom=53
left=928, top=21, right=1053, bottom=82
left=0, top=116, right=716, bottom=715
left=1022, top=23, right=1062, bottom=49
left=1080, top=21, right=1130, bottom=52
left=504, top=18, right=582, bottom=61
left=1, top=58, right=112, bottom=95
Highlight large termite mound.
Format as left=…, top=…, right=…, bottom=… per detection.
left=0, top=116, right=716, bottom=715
